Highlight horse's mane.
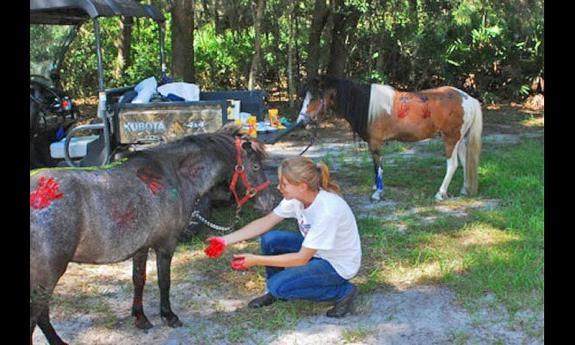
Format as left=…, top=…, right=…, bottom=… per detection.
left=215, top=122, right=267, bottom=160
left=319, top=76, right=371, bottom=140
left=126, top=122, right=267, bottom=162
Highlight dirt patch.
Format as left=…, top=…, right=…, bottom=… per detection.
left=482, top=103, right=543, bottom=136
left=34, top=278, right=541, bottom=345
left=268, top=286, right=539, bottom=345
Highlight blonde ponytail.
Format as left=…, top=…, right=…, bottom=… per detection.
left=278, top=156, right=340, bottom=194
left=316, top=161, right=340, bottom=194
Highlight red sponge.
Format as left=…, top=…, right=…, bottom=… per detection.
left=204, top=237, right=226, bottom=258
left=231, top=257, right=247, bottom=270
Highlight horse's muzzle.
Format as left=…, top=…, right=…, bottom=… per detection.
left=253, top=190, right=277, bottom=213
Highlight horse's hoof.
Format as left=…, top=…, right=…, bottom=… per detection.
left=435, top=192, right=448, bottom=201
left=162, top=315, right=183, bottom=328
left=370, top=191, right=382, bottom=201
left=460, top=187, right=469, bottom=196
left=135, top=317, right=153, bottom=330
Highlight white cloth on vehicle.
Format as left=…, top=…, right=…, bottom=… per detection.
left=132, top=76, right=157, bottom=103
left=158, top=82, right=200, bottom=101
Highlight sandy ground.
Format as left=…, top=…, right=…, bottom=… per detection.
left=32, top=114, right=544, bottom=345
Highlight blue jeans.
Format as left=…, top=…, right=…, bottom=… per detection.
left=260, top=230, right=355, bottom=302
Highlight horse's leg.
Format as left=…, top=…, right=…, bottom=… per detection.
left=457, top=137, right=469, bottom=196
left=132, top=248, right=153, bottom=329
left=155, top=246, right=183, bottom=328
left=36, top=307, right=68, bottom=345
left=435, top=140, right=461, bottom=201
left=369, top=147, right=384, bottom=201
left=30, top=252, right=69, bottom=345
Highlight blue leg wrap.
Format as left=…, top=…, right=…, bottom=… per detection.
left=376, top=167, right=384, bottom=191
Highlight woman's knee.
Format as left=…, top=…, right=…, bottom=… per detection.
left=266, top=275, right=281, bottom=297
left=266, top=272, right=292, bottom=299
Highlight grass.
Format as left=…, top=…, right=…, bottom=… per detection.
left=358, top=136, right=542, bottom=305
left=451, top=137, right=544, bottom=312
left=447, top=328, right=471, bottom=345
left=342, top=325, right=376, bottom=343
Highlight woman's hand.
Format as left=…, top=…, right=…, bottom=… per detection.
left=231, top=253, right=258, bottom=270
left=204, top=236, right=226, bottom=258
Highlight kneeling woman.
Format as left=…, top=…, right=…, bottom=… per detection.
left=204, top=156, right=361, bottom=317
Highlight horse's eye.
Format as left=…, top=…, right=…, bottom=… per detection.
left=252, top=163, right=260, bottom=171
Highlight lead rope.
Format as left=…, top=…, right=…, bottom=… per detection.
left=187, top=136, right=261, bottom=232
left=298, top=122, right=318, bottom=156
left=189, top=197, right=242, bottom=232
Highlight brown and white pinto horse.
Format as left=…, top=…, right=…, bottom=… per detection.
left=297, top=76, right=483, bottom=201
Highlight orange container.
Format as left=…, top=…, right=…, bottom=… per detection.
left=247, top=115, right=257, bottom=137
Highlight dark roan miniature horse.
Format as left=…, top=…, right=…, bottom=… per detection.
left=297, top=76, right=483, bottom=201
left=30, top=125, right=275, bottom=345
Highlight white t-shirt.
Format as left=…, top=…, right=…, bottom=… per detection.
left=273, top=190, right=362, bottom=279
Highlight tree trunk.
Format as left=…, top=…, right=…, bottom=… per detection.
left=270, top=5, right=281, bottom=92
left=287, top=0, right=295, bottom=107
left=327, top=0, right=361, bottom=77
left=306, top=0, right=329, bottom=80
left=214, top=0, right=223, bottom=34
left=407, top=0, right=420, bottom=87
left=293, top=3, right=301, bottom=95
left=113, top=16, right=133, bottom=80
left=171, top=0, right=195, bottom=82
left=201, top=0, right=210, bottom=23
left=248, top=0, right=265, bottom=90
left=408, top=0, right=418, bottom=30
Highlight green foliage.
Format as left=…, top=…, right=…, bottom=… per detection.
left=30, top=24, right=76, bottom=77
left=61, top=17, right=164, bottom=97
left=194, top=22, right=254, bottom=89
left=45, top=0, right=543, bottom=102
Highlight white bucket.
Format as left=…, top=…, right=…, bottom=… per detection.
left=50, top=135, right=99, bottom=159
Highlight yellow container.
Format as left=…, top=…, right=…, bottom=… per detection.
left=268, top=108, right=280, bottom=127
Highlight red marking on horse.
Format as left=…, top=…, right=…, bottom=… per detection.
left=183, top=165, right=204, bottom=182
left=111, top=203, right=136, bottom=231
left=422, top=105, right=431, bottom=118
left=395, top=93, right=412, bottom=118
left=137, top=167, right=164, bottom=194
left=133, top=267, right=146, bottom=306
left=134, top=295, right=143, bottom=306
left=30, top=176, right=64, bottom=209
left=397, top=103, right=409, bottom=118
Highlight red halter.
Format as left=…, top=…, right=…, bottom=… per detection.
left=229, top=136, right=271, bottom=208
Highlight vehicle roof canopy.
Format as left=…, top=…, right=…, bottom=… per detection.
left=30, top=0, right=165, bottom=25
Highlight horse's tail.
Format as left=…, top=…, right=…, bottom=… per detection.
left=465, top=97, right=483, bottom=196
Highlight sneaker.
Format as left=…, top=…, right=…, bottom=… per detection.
left=326, top=285, right=358, bottom=318
left=248, top=293, right=277, bottom=309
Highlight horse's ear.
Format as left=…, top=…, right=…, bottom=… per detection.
left=305, top=77, right=320, bottom=97
left=318, top=75, right=331, bottom=90
left=240, top=136, right=267, bottom=159
left=241, top=141, right=252, bottom=150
